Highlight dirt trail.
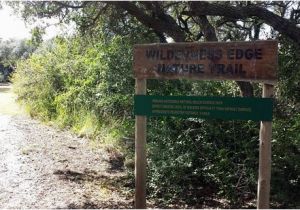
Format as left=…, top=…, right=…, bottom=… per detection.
left=0, top=85, right=132, bottom=208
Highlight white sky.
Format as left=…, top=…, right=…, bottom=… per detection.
left=0, top=4, right=74, bottom=41
left=0, top=4, right=31, bottom=40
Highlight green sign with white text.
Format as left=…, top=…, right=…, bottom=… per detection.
left=134, top=95, right=273, bottom=121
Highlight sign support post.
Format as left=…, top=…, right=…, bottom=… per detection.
left=257, top=84, right=274, bottom=209
left=135, top=78, right=147, bottom=209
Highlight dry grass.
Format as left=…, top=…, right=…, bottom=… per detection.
left=0, top=83, right=25, bottom=116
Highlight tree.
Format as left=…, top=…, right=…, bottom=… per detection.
left=0, top=39, right=34, bottom=68
left=7, top=1, right=300, bottom=96
left=28, top=26, right=45, bottom=48
left=0, top=38, right=36, bottom=82
left=8, top=1, right=300, bottom=44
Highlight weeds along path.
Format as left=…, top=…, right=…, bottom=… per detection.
left=0, top=85, right=132, bottom=208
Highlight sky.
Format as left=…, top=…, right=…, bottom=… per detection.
left=0, top=4, right=31, bottom=40
left=0, top=4, right=73, bottom=41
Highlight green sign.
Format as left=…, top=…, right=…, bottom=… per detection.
left=134, top=95, right=273, bottom=121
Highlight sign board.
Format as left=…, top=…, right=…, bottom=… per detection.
left=133, top=40, right=278, bottom=209
left=134, top=95, right=273, bottom=121
left=134, top=40, right=277, bottom=84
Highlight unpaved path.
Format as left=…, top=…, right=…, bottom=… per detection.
left=0, top=85, right=132, bottom=208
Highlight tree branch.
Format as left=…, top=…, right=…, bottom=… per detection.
left=111, top=1, right=186, bottom=42
left=195, top=15, right=218, bottom=42
left=53, top=1, right=90, bottom=9
left=184, top=1, right=300, bottom=46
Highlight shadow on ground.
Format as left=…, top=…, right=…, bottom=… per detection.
left=106, top=152, right=125, bottom=172
left=53, top=166, right=134, bottom=209
left=53, top=169, right=132, bottom=187
left=66, top=200, right=134, bottom=209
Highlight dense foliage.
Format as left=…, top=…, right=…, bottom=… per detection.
left=0, top=39, right=35, bottom=82
left=271, top=37, right=300, bottom=206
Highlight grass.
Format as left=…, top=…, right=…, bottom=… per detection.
left=0, top=83, right=25, bottom=116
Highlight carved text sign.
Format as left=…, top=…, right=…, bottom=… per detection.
left=134, top=40, right=277, bottom=84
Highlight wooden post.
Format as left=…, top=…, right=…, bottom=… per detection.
left=257, top=84, right=274, bottom=209
left=135, top=78, right=147, bottom=209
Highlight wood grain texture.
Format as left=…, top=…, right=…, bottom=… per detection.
left=134, top=40, right=277, bottom=84
left=257, top=84, right=274, bottom=209
left=135, top=79, right=147, bottom=209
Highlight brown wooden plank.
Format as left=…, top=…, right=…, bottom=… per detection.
left=135, top=79, right=147, bottom=209
left=133, top=40, right=278, bottom=84
left=257, top=84, right=274, bottom=209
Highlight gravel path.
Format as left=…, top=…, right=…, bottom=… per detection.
left=0, top=114, right=132, bottom=208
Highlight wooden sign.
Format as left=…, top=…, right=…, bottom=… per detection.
left=134, top=40, right=277, bottom=84
left=133, top=40, right=278, bottom=209
left=134, top=95, right=273, bottom=121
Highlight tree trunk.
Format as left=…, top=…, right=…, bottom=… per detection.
left=236, top=81, right=254, bottom=97
left=192, top=10, right=254, bottom=97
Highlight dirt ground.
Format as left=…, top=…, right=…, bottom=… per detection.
left=0, top=114, right=134, bottom=209
left=0, top=85, right=133, bottom=208
left=0, top=84, right=234, bottom=209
